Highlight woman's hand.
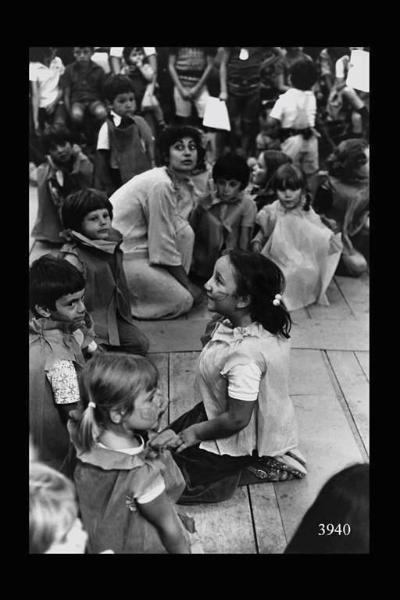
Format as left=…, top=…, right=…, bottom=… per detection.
left=187, top=282, right=203, bottom=305
left=175, top=426, right=200, bottom=453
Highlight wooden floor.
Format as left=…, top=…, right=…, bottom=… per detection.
left=29, top=185, right=369, bottom=553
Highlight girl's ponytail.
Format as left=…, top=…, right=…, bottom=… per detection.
left=77, top=396, right=100, bottom=452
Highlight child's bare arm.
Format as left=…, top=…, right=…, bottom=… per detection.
left=139, top=492, right=190, bottom=553
left=219, top=48, right=229, bottom=100
left=239, top=225, right=252, bottom=251
left=31, top=80, right=40, bottom=133
left=190, top=55, right=215, bottom=97
left=251, top=230, right=266, bottom=252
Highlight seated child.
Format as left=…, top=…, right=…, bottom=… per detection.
left=190, top=154, right=257, bottom=281
left=252, top=150, right=293, bottom=211
left=94, top=74, right=155, bottom=196
left=60, top=188, right=149, bottom=355
left=251, top=164, right=342, bottom=311
left=31, top=126, right=93, bottom=246
left=68, top=352, right=203, bottom=553
left=310, top=138, right=369, bottom=276
left=122, top=46, right=165, bottom=133
left=61, top=47, right=107, bottom=129
left=30, top=460, right=88, bottom=554
left=267, top=59, right=320, bottom=181
left=29, top=254, right=97, bottom=471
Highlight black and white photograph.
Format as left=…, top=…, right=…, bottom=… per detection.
left=29, top=46, right=369, bottom=554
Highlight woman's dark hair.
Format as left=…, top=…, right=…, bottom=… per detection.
left=228, top=249, right=292, bottom=338
left=271, top=164, right=311, bottom=210
left=29, top=254, right=85, bottom=314
left=326, top=138, right=369, bottom=182
left=61, top=188, right=113, bottom=232
left=158, top=125, right=205, bottom=170
left=212, top=154, right=250, bottom=190
left=103, top=74, right=136, bottom=103
left=285, top=463, right=369, bottom=554
left=290, top=59, right=318, bottom=90
left=41, top=126, right=75, bottom=154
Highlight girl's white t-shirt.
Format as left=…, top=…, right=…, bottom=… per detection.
left=29, top=57, right=65, bottom=108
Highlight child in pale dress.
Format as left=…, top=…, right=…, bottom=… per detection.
left=68, top=352, right=203, bottom=553
left=251, top=164, right=342, bottom=311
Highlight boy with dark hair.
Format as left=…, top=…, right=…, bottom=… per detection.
left=94, top=74, right=154, bottom=196
left=31, top=126, right=93, bottom=246
left=267, top=59, right=320, bottom=179
left=190, top=153, right=256, bottom=281
left=61, top=47, right=107, bottom=128
left=29, top=254, right=97, bottom=472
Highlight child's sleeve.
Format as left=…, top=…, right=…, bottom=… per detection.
left=46, top=360, right=80, bottom=405
left=221, top=359, right=263, bottom=402
left=269, top=95, right=284, bottom=122
left=131, top=462, right=166, bottom=505
left=255, top=205, right=275, bottom=236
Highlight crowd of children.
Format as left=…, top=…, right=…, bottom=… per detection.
left=29, top=47, right=369, bottom=554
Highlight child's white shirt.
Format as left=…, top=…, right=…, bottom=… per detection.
left=269, top=88, right=316, bottom=129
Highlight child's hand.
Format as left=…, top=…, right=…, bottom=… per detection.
left=180, top=88, right=192, bottom=100
left=149, top=429, right=181, bottom=451
left=219, top=92, right=228, bottom=101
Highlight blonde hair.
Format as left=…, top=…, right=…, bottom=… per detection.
left=29, top=462, right=78, bottom=554
left=77, top=353, right=159, bottom=452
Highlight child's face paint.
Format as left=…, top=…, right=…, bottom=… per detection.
left=277, top=187, right=302, bottom=211
left=204, top=255, right=240, bottom=317
left=80, top=209, right=111, bottom=240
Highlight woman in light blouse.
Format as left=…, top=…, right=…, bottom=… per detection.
left=109, top=126, right=203, bottom=319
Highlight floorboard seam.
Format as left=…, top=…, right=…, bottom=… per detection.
left=322, top=350, right=369, bottom=460
left=354, top=351, right=369, bottom=382
left=273, top=484, right=288, bottom=549
left=247, top=487, right=260, bottom=554
left=333, top=277, right=357, bottom=317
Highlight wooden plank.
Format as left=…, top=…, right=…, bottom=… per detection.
left=290, top=308, right=310, bottom=324
left=183, top=486, right=257, bottom=553
left=290, top=349, right=336, bottom=397
left=275, top=393, right=365, bottom=542
left=137, top=321, right=206, bottom=353
left=290, top=318, right=368, bottom=351
left=327, top=350, right=369, bottom=454
left=169, top=352, right=199, bottom=420
left=148, top=353, right=169, bottom=430
left=185, top=296, right=212, bottom=321
left=335, top=274, right=369, bottom=318
left=355, top=351, right=369, bottom=380
left=307, top=279, right=353, bottom=321
left=249, top=484, right=287, bottom=553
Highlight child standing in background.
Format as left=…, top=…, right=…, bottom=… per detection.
left=68, top=352, right=203, bottom=553
left=29, top=255, right=97, bottom=471
left=95, top=75, right=154, bottom=196
left=267, top=59, right=320, bottom=181
left=60, top=188, right=149, bottom=355
left=251, top=164, right=342, bottom=311
left=31, top=126, right=93, bottom=246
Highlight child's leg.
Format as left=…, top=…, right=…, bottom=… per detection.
left=89, top=100, right=107, bottom=122
left=173, top=86, right=192, bottom=123
left=115, top=316, right=150, bottom=355
left=70, top=102, right=85, bottom=124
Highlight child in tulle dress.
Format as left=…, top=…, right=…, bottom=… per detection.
left=251, top=164, right=342, bottom=311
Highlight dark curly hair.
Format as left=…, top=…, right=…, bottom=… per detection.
left=212, top=154, right=250, bottom=190
left=326, top=138, right=369, bottom=182
left=103, top=74, right=136, bottom=103
left=61, top=188, right=113, bottom=232
left=228, top=249, right=292, bottom=338
left=158, top=125, right=205, bottom=170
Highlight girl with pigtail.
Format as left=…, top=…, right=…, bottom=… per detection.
left=150, top=249, right=307, bottom=504
left=67, top=352, right=203, bottom=553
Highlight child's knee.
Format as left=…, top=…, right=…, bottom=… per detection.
left=71, top=104, right=84, bottom=123
left=93, top=103, right=107, bottom=121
